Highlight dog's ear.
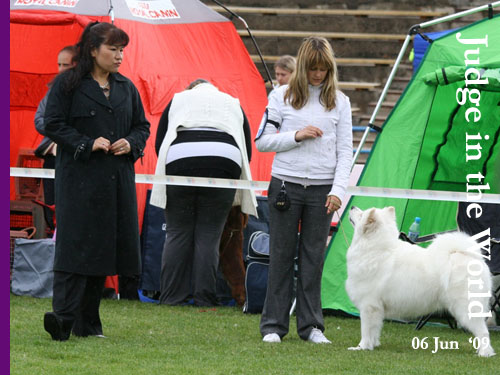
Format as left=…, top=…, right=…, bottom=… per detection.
left=366, top=209, right=376, bottom=224
left=384, top=206, right=396, bottom=220
left=363, top=209, right=377, bottom=234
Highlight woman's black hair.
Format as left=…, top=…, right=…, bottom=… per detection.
left=62, top=21, right=129, bottom=93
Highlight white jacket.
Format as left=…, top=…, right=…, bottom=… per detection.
left=150, top=83, right=258, bottom=216
left=255, top=84, right=352, bottom=199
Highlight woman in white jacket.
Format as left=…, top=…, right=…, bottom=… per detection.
left=256, top=37, right=352, bottom=343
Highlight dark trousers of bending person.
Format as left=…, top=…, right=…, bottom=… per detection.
left=160, top=186, right=236, bottom=306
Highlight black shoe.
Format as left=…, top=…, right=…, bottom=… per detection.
left=44, top=312, right=69, bottom=341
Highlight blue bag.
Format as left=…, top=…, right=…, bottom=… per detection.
left=243, top=231, right=270, bottom=314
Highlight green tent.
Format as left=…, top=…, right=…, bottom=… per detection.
left=321, top=12, right=500, bottom=315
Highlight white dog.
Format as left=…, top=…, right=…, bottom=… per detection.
left=345, top=206, right=495, bottom=357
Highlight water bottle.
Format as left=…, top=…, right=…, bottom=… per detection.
left=408, top=217, right=421, bottom=242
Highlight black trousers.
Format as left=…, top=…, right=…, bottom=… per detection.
left=160, top=185, right=236, bottom=306
left=42, top=155, right=55, bottom=206
left=52, top=271, right=106, bottom=337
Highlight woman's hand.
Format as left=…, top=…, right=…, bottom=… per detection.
left=110, top=138, right=131, bottom=155
left=325, top=195, right=341, bottom=214
left=92, top=137, right=111, bottom=153
left=295, top=125, right=323, bottom=142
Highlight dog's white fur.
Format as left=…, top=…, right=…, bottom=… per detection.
left=345, top=206, right=495, bottom=357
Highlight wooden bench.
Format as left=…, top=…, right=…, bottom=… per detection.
left=368, top=101, right=398, bottom=108
left=208, top=6, right=448, bottom=18
left=265, top=80, right=380, bottom=91
left=251, top=55, right=396, bottom=66
left=238, top=29, right=407, bottom=41
left=358, top=114, right=388, bottom=124
left=339, top=82, right=380, bottom=91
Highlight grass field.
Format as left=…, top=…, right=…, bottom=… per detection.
left=10, top=295, right=499, bottom=375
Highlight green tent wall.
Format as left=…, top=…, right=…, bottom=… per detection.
left=321, top=14, right=500, bottom=315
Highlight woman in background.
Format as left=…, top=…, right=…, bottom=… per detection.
left=268, top=55, right=296, bottom=101
left=274, top=55, right=296, bottom=87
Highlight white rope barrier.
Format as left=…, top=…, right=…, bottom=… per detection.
left=348, top=186, right=500, bottom=204
left=10, top=167, right=500, bottom=204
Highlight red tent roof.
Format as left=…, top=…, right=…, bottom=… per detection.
left=10, top=0, right=270, bottom=228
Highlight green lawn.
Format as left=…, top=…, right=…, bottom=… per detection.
left=10, top=295, right=499, bottom=375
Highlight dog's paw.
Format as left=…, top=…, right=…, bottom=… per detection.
left=348, top=346, right=363, bottom=351
left=477, top=346, right=496, bottom=358
left=348, top=345, right=372, bottom=351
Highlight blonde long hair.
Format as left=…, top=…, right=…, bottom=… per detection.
left=284, top=37, right=338, bottom=111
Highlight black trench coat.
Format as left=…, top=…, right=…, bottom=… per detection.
left=44, top=72, right=150, bottom=276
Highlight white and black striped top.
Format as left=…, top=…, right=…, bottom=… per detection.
left=155, top=101, right=252, bottom=179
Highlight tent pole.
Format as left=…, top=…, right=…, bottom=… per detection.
left=210, top=0, right=274, bottom=85
left=108, top=0, right=115, bottom=24
left=419, top=1, right=500, bottom=29
left=351, top=34, right=412, bottom=169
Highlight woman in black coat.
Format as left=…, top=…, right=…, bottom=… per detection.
left=43, top=21, right=150, bottom=341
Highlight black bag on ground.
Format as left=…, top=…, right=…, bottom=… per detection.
left=243, top=231, right=270, bottom=314
left=243, top=196, right=270, bottom=261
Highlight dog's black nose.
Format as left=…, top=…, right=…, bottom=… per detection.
left=350, top=206, right=357, bottom=211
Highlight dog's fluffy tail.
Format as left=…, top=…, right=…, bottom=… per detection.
left=431, top=231, right=487, bottom=261
left=431, top=231, right=492, bottom=298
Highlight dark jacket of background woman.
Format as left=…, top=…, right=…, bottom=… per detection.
left=44, top=71, right=150, bottom=276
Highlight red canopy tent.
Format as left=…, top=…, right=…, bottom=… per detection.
left=10, top=0, right=270, bottom=231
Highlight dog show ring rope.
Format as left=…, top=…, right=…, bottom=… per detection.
left=9, top=167, right=500, bottom=204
